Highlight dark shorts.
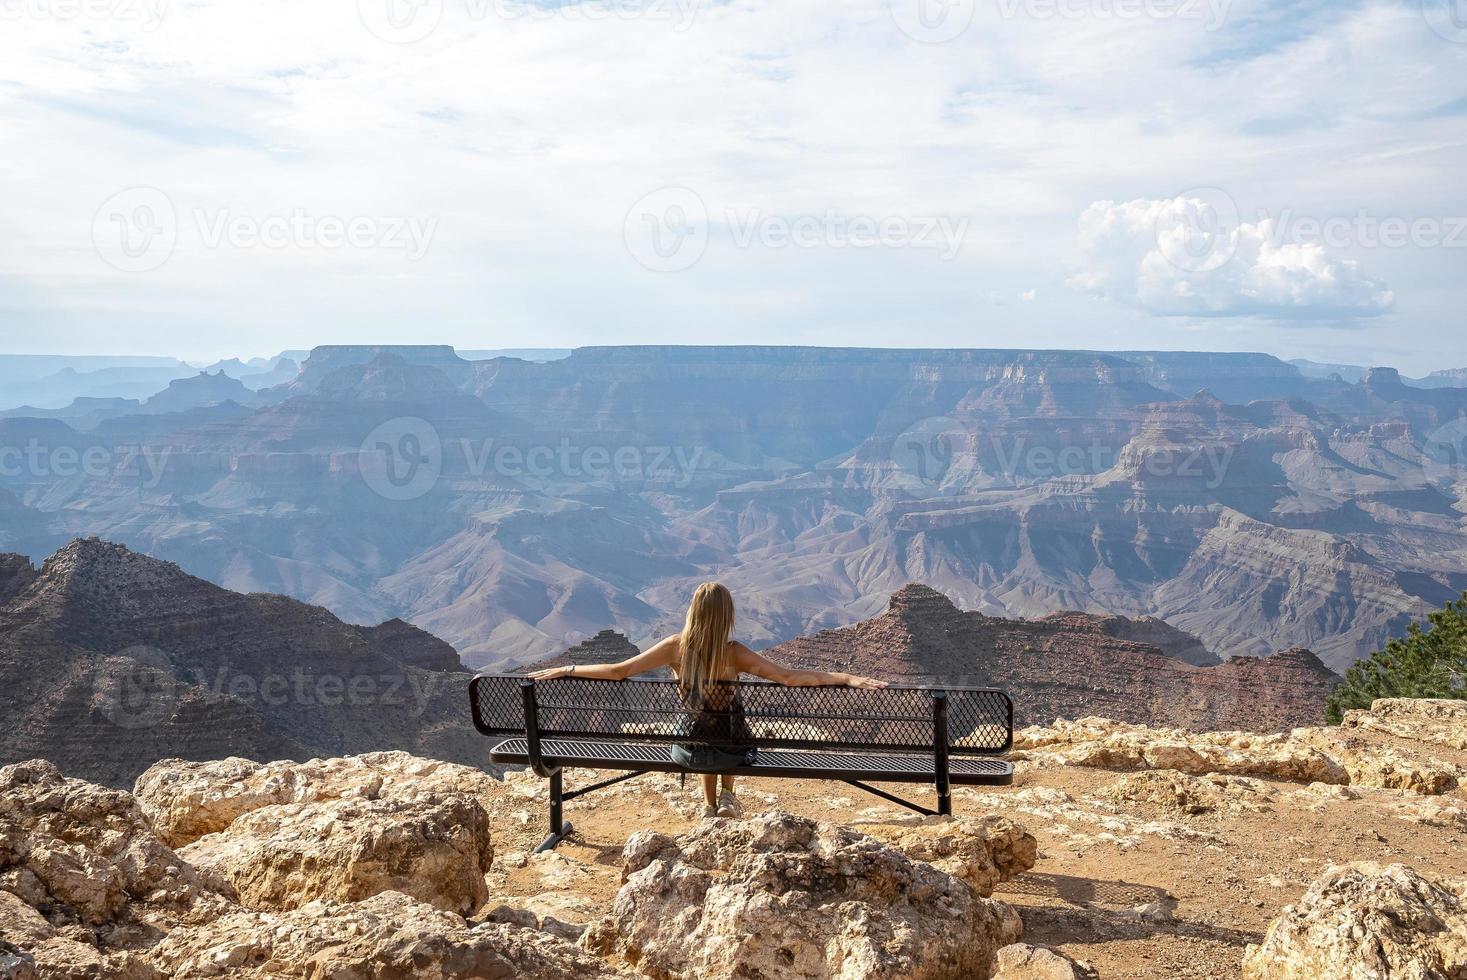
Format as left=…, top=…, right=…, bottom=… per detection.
left=671, top=743, right=758, bottom=772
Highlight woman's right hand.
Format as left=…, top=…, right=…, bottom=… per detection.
left=528, top=666, right=573, bottom=681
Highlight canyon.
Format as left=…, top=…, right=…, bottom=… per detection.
left=1, top=345, right=1465, bottom=673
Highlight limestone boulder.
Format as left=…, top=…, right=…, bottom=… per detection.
left=0, top=760, right=232, bottom=934
left=992, top=943, right=1097, bottom=980
left=1242, top=863, right=1467, bottom=979
left=134, top=752, right=503, bottom=848
left=178, top=793, right=493, bottom=915
left=584, top=810, right=1023, bottom=980
left=1100, top=770, right=1273, bottom=814
left=144, top=891, right=626, bottom=979
left=872, top=816, right=1037, bottom=897
left=1342, top=699, right=1467, bottom=751
left=1017, top=716, right=1463, bottom=794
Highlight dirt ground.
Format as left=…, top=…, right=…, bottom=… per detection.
left=475, top=724, right=1467, bottom=980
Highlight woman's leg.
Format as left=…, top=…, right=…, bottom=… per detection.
left=701, top=774, right=719, bottom=807
left=720, top=774, right=736, bottom=796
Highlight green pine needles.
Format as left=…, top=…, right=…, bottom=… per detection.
left=1326, top=592, right=1467, bottom=724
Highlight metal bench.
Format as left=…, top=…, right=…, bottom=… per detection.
left=468, top=674, right=1015, bottom=851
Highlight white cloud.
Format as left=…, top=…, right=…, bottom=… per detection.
left=1068, top=197, right=1394, bottom=319
left=0, top=0, right=1459, bottom=363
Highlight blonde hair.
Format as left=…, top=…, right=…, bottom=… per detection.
left=678, top=582, right=735, bottom=697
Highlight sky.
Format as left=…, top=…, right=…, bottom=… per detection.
left=0, top=0, right=1464, bottom=373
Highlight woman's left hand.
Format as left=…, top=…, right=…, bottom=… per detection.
left=528, top=666, right=573, bottom=680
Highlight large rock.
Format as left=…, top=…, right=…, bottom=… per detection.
left=1017, top=717, right=1461, bottom=793
left=873, top=816, right=1037, bottom=897
left=177, top=794, right=493, bottom=915
left=992, top=943, right=1097, bottom=980
left=583, top=810, right=1023, bottom=980
left=1100, top=770, right=1274, bottom=815
left=144, top=891, right=625, bottom=979
left=1242, top=863, right=1467, bottom=979
left=1343, top=698, right=1467, bottom=751
left=134, top=753, right=503, bottom=848
left=0, top=760, right=231, bottom=934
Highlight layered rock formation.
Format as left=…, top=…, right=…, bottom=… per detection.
left=0, top=539, right=479, bottom=787
left=4, top=344, right=1465, bottom=672
left=769, top=584, right=1337, bottom=730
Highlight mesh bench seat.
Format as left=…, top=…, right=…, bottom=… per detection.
left=488, top=737, right=1016, bottom=784
left=469, top=674, right=1015, bottom=851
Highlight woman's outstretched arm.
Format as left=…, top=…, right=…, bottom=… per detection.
left=733, top=644, right=886, bottom=689
left=528, top=634, right=678, bottom=681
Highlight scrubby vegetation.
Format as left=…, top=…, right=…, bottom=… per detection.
left=1327, top=592, right=1467, bottom=723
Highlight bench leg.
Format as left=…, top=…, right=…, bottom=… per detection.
left=534, top=770, right=573, bottom=853
left=937, top=791, right=953, bottom=817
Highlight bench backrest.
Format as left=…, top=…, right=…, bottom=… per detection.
left=469, top=675, right=1013, bottom=755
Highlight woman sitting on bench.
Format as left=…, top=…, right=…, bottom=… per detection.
left=529, top=581, right=885, bottom=818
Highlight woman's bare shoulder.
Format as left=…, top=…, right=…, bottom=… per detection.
left=728, top=640, right=760, bottom=663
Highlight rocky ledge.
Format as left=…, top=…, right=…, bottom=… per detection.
left=2, top=698, right=1466, bottom=979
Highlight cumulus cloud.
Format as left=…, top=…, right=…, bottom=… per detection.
left=1068, top=196, right=1395, bottom=319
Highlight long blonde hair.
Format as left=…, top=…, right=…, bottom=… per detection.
left=678, top=582, right=735, bottom=697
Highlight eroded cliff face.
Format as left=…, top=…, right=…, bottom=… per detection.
left=5, top=345, right=1465, bottom=672
left=767, top=584, right=1337, bottom=731
left=0, top=539, right=478, bottom=788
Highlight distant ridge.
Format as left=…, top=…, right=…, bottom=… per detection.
left=0, top=538, right=479, bottom=787
left=765, top=584, right=1337, bottom=731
